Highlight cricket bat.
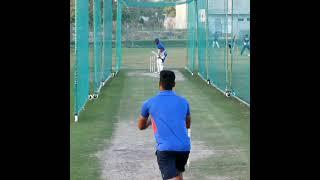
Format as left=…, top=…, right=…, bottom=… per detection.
left=151, top=51, right=158, bottom=56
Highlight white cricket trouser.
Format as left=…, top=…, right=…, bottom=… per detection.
left=157, top=50, right=166, bottom=72
left=157, top=58, right=164, bottom=72
left=212, top=41, right=220, bottom=48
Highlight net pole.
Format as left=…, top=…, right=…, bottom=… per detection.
left=103, top=0, right=113, bottom=81
left=116, top=0, right=122, bottom=72
left=101, top=0, right=105, bottom=85
left=74, top=0, right=90, bottom=121
left=93, top=0, right=102, bottom=95
left=74, top=0, right=78, bottom=119
left=205, top=0, right=209, bottom=81
left=194, top=0, right=198, bottom=72
left=230, top=0, right=233, bottom=92
left=74, top=0, right=78, bottom=120
left=195, top=0, right=200, bottom=75
left=224, top=0, right=229, bottom=91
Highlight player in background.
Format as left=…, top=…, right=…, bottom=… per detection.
left=212, top=31, right=220, bottom=48
left=228, top=35, right=236, bottom=55
left=241, top=34, right=250, bottom=56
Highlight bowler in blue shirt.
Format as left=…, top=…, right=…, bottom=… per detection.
left=138, top=70, right=191, bottom=180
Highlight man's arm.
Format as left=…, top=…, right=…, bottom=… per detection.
left=186, top=115, right=191, bottom=129
left=186, top=100, right=191, bottom=129
left=139, top=100, right=151, bottom=130
left=138, top=115, right=151, bottom=130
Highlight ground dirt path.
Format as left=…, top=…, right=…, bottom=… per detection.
left=96, top=69, right=249, bottom=180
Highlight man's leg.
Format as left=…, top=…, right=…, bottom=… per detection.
left=157, top=58, right=162, bottom=73
left=241, top=45, right=245, bottom=55
left=176, top=172, right=183, bottom=180
left=228, top=43, right=232, bottom=54
left=156, top=151, right=179, bottom=180
left=161, top=60, right=164, bottom=71
left=156, top=54, right=161, bottom=73
left=246, top=45, right=250, bottom=56
left=161, top=52, right=167, bottom=71
left=161, top=57, right=165, bottom=71
left=174, top=152, right=189, bottom=180
left=160, top=60, right=164, bottom=71
left=243, top=44, right=250, bottom=55
left=216, top=41, right=220, bottom=48
left=167, top=173, right=183, bottom=180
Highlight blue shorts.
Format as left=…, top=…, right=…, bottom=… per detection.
left=156, top=150, right=190, bottom=180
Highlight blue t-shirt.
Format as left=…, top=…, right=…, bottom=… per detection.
left=156, top=42, right=166, bottom=52
left=141, top=90, right=191, bottom=151
left=156, top=42, right=167, bottom=60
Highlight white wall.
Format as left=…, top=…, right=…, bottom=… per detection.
left=208, top=0, right=250, bottom=14
left=175, top=4, right=187, bottom=29
left=208, top=14, right=250, bottom=35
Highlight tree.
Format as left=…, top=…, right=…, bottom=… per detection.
left=70, top=0, right=75, bottom=24
left=164, top=7, right=176, bottom=17
left=70, top=0, right=168, bottom=29
left=89, top=0, right=93, bottom=29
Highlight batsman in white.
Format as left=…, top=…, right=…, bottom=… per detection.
left=154, top=38, right=168, bottom=73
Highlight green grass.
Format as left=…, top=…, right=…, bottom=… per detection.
left=178, top=70, right=249, bottom=179
left=70, top=72, right=126, bottom=179
left=70, top=47, right=117, bottom=179
left=121, top=47, right=188, bottom=69
left=70, top=47, right=249, bottom=179
left=201, top=46, right=250, bottom=103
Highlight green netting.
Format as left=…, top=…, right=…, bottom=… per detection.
left=207, top=0, right=228, bottom=92
left=102, top=0, right=113, bottom=80
left=121, top=0, right=193, bottom=8
left=93, top=0, right=103, bottom=94
left=121, top=5, right=188, bottom=49
left=124, top=39, right=187, bottom=48
left=230, top=0, right=250, bottom=104
left=116, top=0, right=122, bottom=72
left=120, top=2, right=189, bottom=70
left=74, top=0, right=90, bottom=115
left=204, top=0, right=250, bottom=104
left=121, top=6, right=188, bottom=46
left=72, top=0, right=250, bottom=109
left=197, top=0, right=208, bottom=79
left=187, top=0, right=196, bottom=72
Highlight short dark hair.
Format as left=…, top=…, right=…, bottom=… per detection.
left=159, top=70, right=175, bottom=90
left=154, top=38, right=159, bottom=44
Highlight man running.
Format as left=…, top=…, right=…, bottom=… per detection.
left=138, top=70, right=191, bottom=180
